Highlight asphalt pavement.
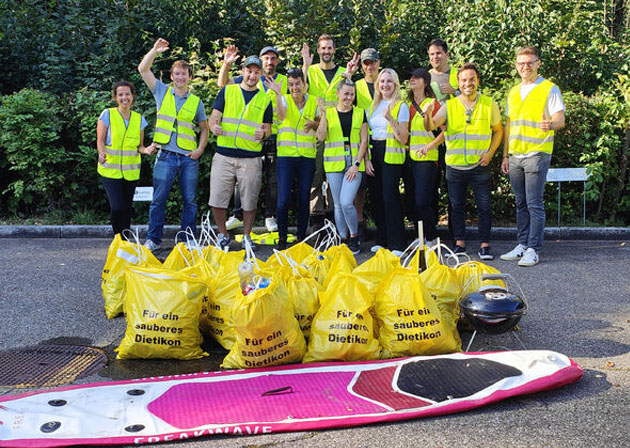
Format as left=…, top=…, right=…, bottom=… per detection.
left=0, top=231, right=628, bottom=447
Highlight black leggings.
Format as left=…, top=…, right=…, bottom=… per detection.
left=100, top=175, right=137, bottom=235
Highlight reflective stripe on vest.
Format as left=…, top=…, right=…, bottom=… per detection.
left=383, top=100, right=407, bottom=165
left=507, top=79, right=555, bottom=155
left=217, top=85, right=271, bottom=153
left=308, top=65, right=347, bottom=107
left=408, top=98, right=438, bottom=162
left=355, top=78, right=374, bottom=110
left=444, top=95, right=493, bottom=167
left=324, top=107, right=365, bottom=172
left=259, top=73, right=287, bottom=135
left=98, top=108, right=142, bottom=181
left=277, top=94, right=317, bottom=158
left=153, top=90, right=200, bottom=151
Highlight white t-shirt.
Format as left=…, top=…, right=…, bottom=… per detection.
left=367, top=100, right=410, bottom=140
left=505, top=76, right=565, bottom=118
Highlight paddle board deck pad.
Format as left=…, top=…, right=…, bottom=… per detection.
left=0, top=350, right=581, bottom=447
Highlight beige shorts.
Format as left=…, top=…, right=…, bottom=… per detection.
left=208, top=153, right=262, bottom=211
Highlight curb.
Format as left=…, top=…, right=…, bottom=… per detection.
left=0, top=225, right=628, bottom=240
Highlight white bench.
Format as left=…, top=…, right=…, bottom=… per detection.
left=546, top=168, right=589, bottom=226
left=133, top=186, right=154, bottom=202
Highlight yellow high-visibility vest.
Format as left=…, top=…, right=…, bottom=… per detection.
left=277, top=94, right=317, bottom=158
left=408, top=97, right=438, bottom=162
left=153, top=90, right=200, bottom=151
left=383, top=100, right=408, bottom=165
left=307, top=65, right=347, bottom=108
left=507, top=79, right=555, bottom=155
left=444, top=95, right=493, bottom=167
left=98, top=108, right=142, bottom=181
left=355, top=78, right=374, bottom=110
left=217, top=85, right=271, bottom=153
left=259, top=73, right=288, bottom=135
left=323, top=107, right=365, bottom=173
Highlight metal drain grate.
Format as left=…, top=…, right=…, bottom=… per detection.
left=0, top=344, right=108, bottom=388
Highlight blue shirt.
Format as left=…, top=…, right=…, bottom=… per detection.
left=152, top=79, right=207, bottom=154
left=98, top=109, right=148, bottom=146
left=212, top=85, right=273, bottom=158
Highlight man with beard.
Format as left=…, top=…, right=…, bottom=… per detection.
left=302, top=34, right=360, bottom=232
left=218, top=45, right=288, bottom=233
left=209, top=55, right=273, bottom=250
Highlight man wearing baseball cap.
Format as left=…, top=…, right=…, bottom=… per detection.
left=217, top=45, right=288, bottom=234
left=208, top=54, right=273, bottom=250
left=355, top=48, right=380, bottom=110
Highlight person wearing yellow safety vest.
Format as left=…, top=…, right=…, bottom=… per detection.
left=138, top=38, right=209, bottom=251
left=500, top=46, right=566, bottom=267
left=353, top=48, right=381, bottom=242
left=367, top=69, right=410, bottom=255
left=218, top=45, right=289, bottom=234
left=301, top=34, right=360, bottom=232
left=316, top=79, right=371, bottom=255
left=209, top=55, right=273, bottom=251
left=97, top=81, right=157, bottom=235
left=266, top=68, right=321, bottom=250
left=425, top=63, right=503, bottom=261
left=406, top=68, right=445, bottom=244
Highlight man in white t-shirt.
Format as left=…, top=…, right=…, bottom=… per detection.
left=500, top=46, right=566, bottom=267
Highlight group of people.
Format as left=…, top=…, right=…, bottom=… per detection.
left=97, top=35, right=565, bottom=266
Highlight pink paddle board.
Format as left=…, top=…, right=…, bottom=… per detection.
left=0, top=350, right=582, bottom=447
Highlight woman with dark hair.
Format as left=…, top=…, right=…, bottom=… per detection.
left=406, top=68, right=444, bottom=244
left=97, top=81, right=156, bottom=235
left=316, top=79, right=372, bottom=255
left=266, top=68, right=320, bottom=250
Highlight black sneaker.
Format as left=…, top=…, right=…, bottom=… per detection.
left=348, top=236, right=360, bottom=255
left=447, top=245, right=467, bottom=258
left=478, top=246, right=494, bottom=260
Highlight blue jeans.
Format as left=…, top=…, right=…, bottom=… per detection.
left=276, top=156, right=316, bottom=241
left=326, top=169, right=362, bottom=239
left=509, top=153, right=551, bottom=251
left=147, top=150, right=199, bottom=245
left=410, top=161, right=438, bottom=241
left=446, top=164, right=492, bottom=243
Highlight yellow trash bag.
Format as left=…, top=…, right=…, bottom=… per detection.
left=202, top=245, right=226, bottom=275
left=374, top=266, right=459, bottom=358
left=205, top=250, right=245, bottom=349
left=221, top=279, right=306, bottom=369
left=304, top=272, right=381, bottom=363
left=301, top=251, right=331, bottom=285
left=265, top=241, right=316, bottom=268
left=116, top=266, right=208, bottom=360
left=353, top=248, right=401, bottom=295
left=101, top=234, right=161, bottom=319
left=180, top=259, right=214, bottom=334
left=162, top=242, right=198, bottom=271
left=322, top=245, right=358, bottom=290
left=419, top=250, right=462, bottom=351
left=456, top=261, right=506, bottom=297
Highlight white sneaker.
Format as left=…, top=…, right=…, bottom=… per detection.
left=225, top=216, right=243, bottom=231
left=143, top=239, right=160, bottom=251
left=370, top=244, right=384, bottom=253
left=518, top=248, right=539, bottom=266
left=500, top=243, right=527, bottom=261
left=265, top=217, right=278, bottom=232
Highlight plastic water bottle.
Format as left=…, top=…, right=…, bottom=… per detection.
left=238, top=261, right=255, bottom=295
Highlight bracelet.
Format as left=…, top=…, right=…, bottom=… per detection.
left=503, top=155, right=509, bottom=159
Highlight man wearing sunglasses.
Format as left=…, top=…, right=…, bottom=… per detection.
left=500, top=46, right=566, bottom=267
left=424, top=63, right=503, bottom=261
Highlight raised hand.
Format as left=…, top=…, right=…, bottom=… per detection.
left=540, top=112, right=552, bottom=132
left=301, top=43, right=314, bottom=66
left=153, top=38, right=169, bottom=53
left=264, top=77, right=282, bottom=95
left=223, top=45, right=240, bottom=65
left=346, top=52, right=360, bottom=75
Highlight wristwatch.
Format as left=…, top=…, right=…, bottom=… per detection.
left=354, top=161, right=361, bottom=167
left=549, top=122, right=554, bottom=130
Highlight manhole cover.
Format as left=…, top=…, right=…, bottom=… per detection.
left=0, top=345, right=108, bottom=388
